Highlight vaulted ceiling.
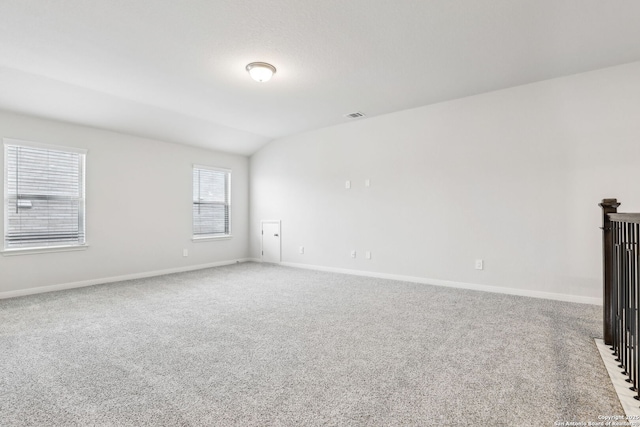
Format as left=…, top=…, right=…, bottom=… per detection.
left=1, top=1, right=640, bottom=155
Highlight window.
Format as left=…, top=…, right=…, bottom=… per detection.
left=3, top=139, right=86, bottom=251
left=192, top=165, right=231, bottom=239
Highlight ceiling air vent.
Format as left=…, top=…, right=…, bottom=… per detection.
left=344, top=111, right=365, bottom=119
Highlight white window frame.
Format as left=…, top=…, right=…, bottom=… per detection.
left=192, top=164, right=232, bottom=241
left=2, top=138, right=88, bottom=256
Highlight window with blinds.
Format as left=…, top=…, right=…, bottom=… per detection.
left=4, top=140, right=86, bottom=250
left=192, top=165, right=231, bottom=238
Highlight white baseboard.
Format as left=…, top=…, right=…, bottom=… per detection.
left=0, top=258, right=253, bottom=300
left=2, top=258, right=602, bottom=306
left=280, top=261, right=602, bottom=305
left=595, top=339, right=640, bottom=424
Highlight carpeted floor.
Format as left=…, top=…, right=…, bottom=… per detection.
left=0, top=262, right=623, bottom=426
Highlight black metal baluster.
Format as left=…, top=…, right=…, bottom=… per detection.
left=615, top=221, right=622, bottom=364
left=622, top=221, right=629, bottom=376
left=626, top=222, right=635, bottom=388
left=620, top=220, right=625, bottom=366
left=631, top=224, right=640, bottom=400
left=598, top=202, right=640, bottom=403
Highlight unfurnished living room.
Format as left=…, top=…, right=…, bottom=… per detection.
left=2, top=1, right=640, bottom=426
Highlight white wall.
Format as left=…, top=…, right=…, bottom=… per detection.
left=250, top=61, right=640, bottom=302
left=1, top=111, right=249, bottom=295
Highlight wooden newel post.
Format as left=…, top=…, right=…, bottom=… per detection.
left=600, top=198, right=620, bottom=345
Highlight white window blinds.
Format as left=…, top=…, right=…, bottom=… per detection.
left=4, top=141, right=86, bottom=250
left=193, top=166, right=230, bottom=238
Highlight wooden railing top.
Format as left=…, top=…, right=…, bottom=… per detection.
left=608, top=213, right=640, bottom=224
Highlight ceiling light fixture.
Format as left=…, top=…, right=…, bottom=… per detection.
left=246, top=62, right=276, bottom=82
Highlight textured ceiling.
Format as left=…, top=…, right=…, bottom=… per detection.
left=1, top=1, right=640, bottom=155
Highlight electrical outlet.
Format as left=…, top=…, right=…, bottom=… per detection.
left=345, top=180, right=351, bottom=189
left=351, top=250, right=356, bottom=258
left=183, top=249, right=189, bottom=257
left=365, top=179, right=370, bottom=187
left=299, top=246, right=304, bottom=254
left=475, top=259, right=483, bottom=270
left=365, top=251, right=371, bottom=259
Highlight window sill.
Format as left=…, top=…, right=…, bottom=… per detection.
left=1, top=244, right=89, bottom=257
left=192, top=235, right=232, bottom=242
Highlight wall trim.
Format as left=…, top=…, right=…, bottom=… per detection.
left=0, top=258, right=253, bottom=300
left=2, top=258, right=602, bottom=305
left=280, top=261, right=602, bottom=305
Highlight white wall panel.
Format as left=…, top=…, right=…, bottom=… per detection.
left=0, top=111, right=249, bottom=293
left=249, top=61, right=640, bottom=301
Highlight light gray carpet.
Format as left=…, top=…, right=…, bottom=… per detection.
left=0, top=262, right=622, bottom=426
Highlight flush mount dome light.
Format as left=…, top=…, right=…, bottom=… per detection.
left=246, top=62, right=276, bottom=82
